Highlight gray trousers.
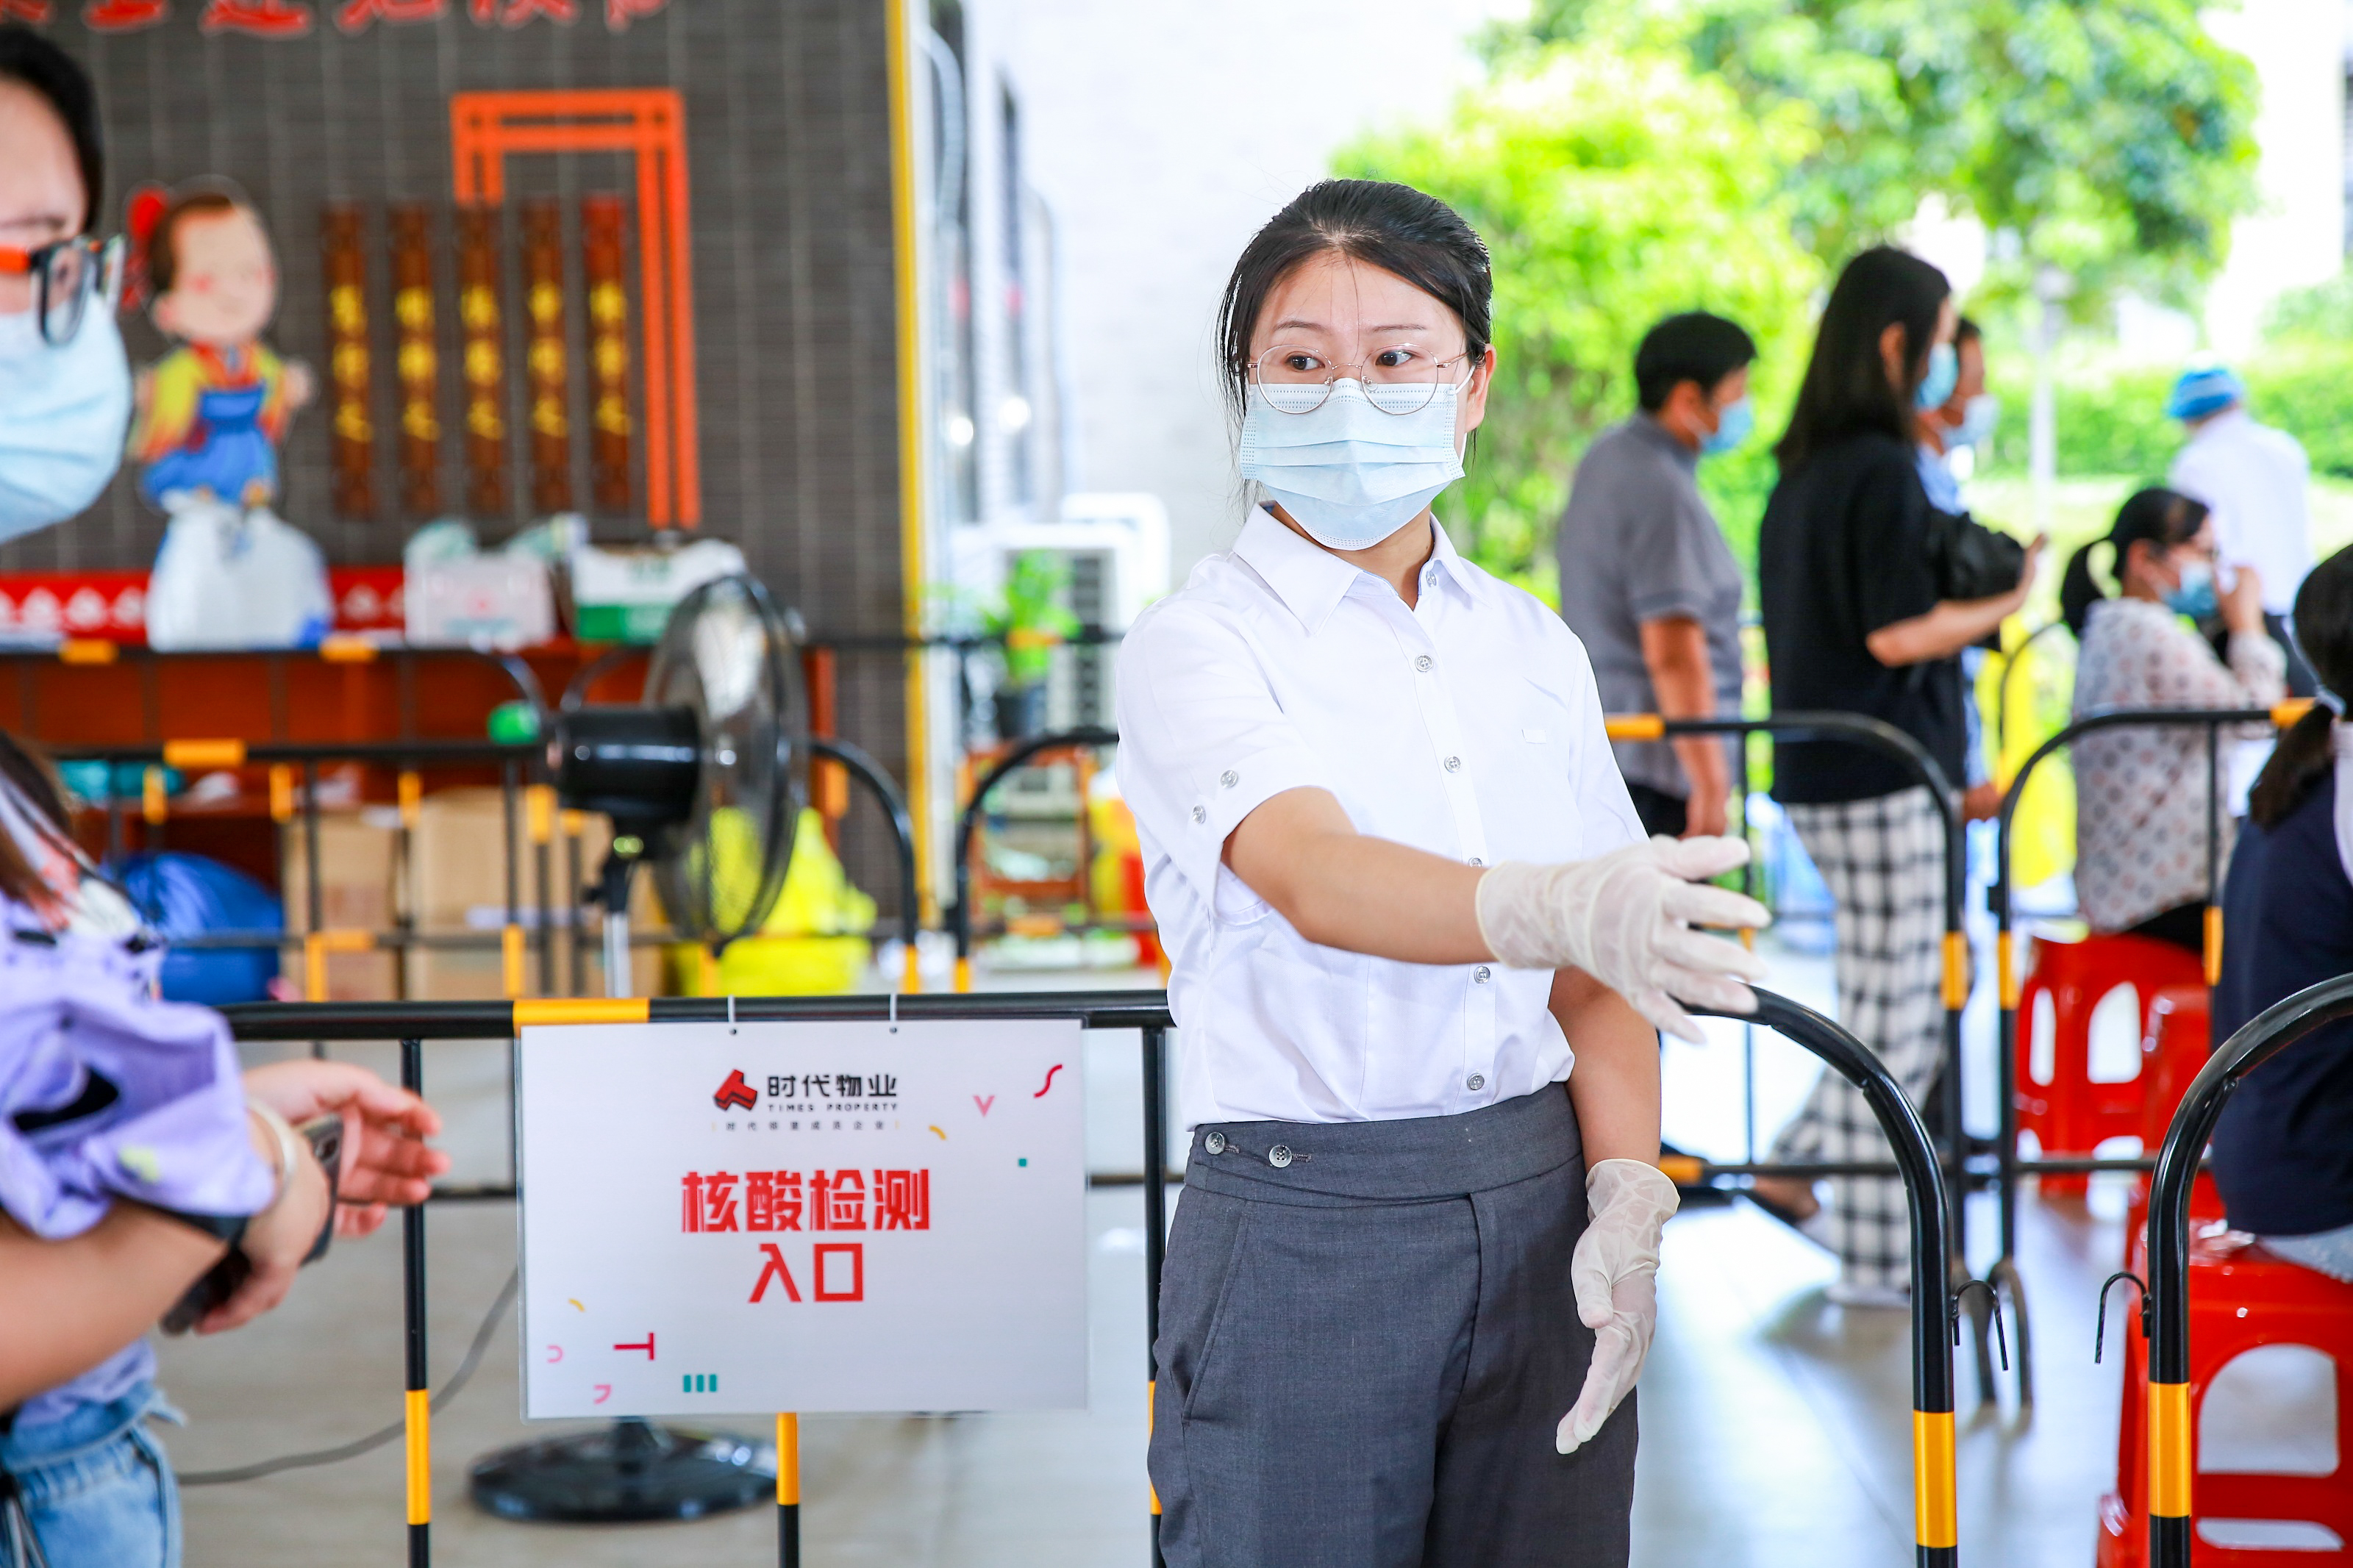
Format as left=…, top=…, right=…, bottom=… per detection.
left=1149, top=1086, right=1635, bottom=1568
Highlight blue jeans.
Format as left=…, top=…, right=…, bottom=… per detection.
left=0, top=1383, right=179, bottom=1568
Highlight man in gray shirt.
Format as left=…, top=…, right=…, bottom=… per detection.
left=1556, top=312, right=1754, bottom=838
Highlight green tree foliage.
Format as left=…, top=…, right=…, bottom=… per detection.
left=1500, top=0, right=2260, bottom=314
left=1337, top=46, right=1822, bottom=590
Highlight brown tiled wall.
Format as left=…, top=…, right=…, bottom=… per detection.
left=14, top=0, right=913, bottom=924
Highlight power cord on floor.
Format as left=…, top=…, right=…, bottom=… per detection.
left=179, top=1267, right=520, bottom=1486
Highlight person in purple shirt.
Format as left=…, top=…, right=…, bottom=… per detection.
left=0, top=32, right=449, bottom=1565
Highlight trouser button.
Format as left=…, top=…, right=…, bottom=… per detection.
left=1202, top=1131, right=1227, bottom=1155
left=1268, top=1145, right=1293, bottom=1169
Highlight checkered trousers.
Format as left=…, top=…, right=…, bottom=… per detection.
left=1772, top=786, right=1947, bottom=1294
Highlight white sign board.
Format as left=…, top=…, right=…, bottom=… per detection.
left=517, top=1017, right=1087, bottom=1417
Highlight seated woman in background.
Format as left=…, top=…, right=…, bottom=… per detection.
left=2211, top=545, right=2353, bottom=1281
left=2064, top=487, right=2283, bottom=955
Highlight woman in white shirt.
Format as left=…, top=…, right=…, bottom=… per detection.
left=1117, top=179, right=1770, bottom=1567
left=2063, top=486, right=2285, bottom=952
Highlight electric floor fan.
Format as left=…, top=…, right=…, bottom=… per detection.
left=470, top=571, right=810, bottom=1523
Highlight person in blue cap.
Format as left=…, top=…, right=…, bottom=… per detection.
left=2166, top=362, right=2318, bottom=696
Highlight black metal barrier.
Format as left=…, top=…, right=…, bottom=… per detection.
left=1988, top=700, right=2310, bottom=1406
left=1604, top=712, right=2015, bottom=1407
left=43, top=732, right=922, bottom=999
left=2132, top=971, right=2353, bottom=1568
left=217, top=984, right=1959, bottom=1565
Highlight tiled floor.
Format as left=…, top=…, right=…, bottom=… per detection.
left=154, top=941, right=2157, bottom=1566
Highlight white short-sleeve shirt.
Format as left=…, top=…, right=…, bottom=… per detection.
left=1114, top=508, right=1643, bottom=1130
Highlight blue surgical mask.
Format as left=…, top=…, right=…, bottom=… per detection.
left=1239, top=379, right=1465, bottom=551
left=2163, top=559, right=2218, bottom=620
left=0, top=303, right=132, bottom=541
left=1914, top=342, right=1957, bottom=413
left=1950, top=393, right=1999, bottom=451
left=1701, top=394, right=1753, bottom=457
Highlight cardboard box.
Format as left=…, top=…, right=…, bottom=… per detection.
left=565, top=538, right=746, bottom=643
left=277, top=812, right=401, bottom=1000
left=405, top=555, right=556, bottom=650
left=410, top=787, right=663, bottom=998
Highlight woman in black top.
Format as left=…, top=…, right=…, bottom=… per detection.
left=2210, top=547, right=2353, bottom=1282
left=1748, top=248, right=2038, bottom=1305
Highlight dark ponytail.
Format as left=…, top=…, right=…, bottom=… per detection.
left=2059, top=487, right=2209, bottom=637
left=2249, top=545, right=2353, bottom=828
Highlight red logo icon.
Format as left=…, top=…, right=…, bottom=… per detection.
left=713, top=1070, right=757, bottom=1111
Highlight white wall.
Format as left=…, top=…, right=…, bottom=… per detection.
left=984, top=0, right=1516, bottom=579
left=2201, top=0, right=2346, bottom=354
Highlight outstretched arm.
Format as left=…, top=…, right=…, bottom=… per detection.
left=1552, top=967, right=1662, bottom=1165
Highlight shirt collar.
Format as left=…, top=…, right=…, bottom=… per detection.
left=1232, top=506, right=1474, bottom=634
left=1630, top=413, right=1700, bottom=473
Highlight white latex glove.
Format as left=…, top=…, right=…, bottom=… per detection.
left=1557, top=1158, right=1681, bottom=1454
left=1475, top=835, right=1771, bottom=1042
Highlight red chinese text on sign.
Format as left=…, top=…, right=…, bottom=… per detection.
left=812, top=1169, right=866, bottom=1231
left=749, top=1244, right=801, bottom=1304
left=333, top=0, right=440, bottom=32
left=874, top=1170, right=930, bottom=1231
left=82, top=0, right=166, bottom=29
left=746, top=1171, right=804, bottom=1232
left=199, top=0, right=313, bottom=33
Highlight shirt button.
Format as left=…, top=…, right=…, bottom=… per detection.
left=1465, top=1074, right=1485, bottom=1092
left=1443, top=756, right=1462, bottom=773
left=1268, top=1145, right=1293, bottom=1169
left=1415, top=654, right=1432, bottom=673
left=1190, top=806, right=1207, bottom=825
left=1220, top=769, right=1238, bottom=789
left=1474, top=965, right=1492, bottom=984
left=1203, top=1131, right=1227, bottom=1156
left=1468, top=856, right=1484, bottom=867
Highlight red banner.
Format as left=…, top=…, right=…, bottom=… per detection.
left=62, top=0, right=665, bottom=33
left=0, top=566, right=406, bottom=644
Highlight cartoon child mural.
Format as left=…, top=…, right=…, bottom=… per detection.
left=125, top=187, right=313, bottom=512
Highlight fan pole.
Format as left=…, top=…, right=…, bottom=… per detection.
left=600, top=848, right=637, bottom=1000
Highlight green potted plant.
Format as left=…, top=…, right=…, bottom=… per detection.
left=983, top=551, right=1079, bottom=742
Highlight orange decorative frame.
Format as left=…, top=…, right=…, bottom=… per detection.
left=450, top=89, right=699, bottom=529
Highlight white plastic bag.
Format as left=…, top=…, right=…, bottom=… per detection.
left=146, top=498, right=333, bottom=651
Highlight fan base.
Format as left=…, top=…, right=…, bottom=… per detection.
left=468, top=1417, right=774, bottom=1523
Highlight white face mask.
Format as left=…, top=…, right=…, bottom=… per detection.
left=1238, top=378, right=1465, bottom=551
left=0, top=304, right=133, bottom=540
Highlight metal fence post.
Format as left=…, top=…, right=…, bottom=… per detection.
left=401, top=1037, right=431, bottom=1567
left=1142, top=1023, right=1168, bottom=1567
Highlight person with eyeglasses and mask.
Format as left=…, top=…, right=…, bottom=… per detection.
left=1554, top=312, right=1755, bottom=842
left=0, top=31, right=449, bottom=1568
left=1117, top=179, right=1771, bottom=1566
left=0, top=29, right=129, bottom=542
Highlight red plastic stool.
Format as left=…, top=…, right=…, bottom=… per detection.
left=2015, top=934, right=2208, bottom=1194
left=2139, top=987, right=2211, bottom=1146
left=2099, top=1180, right=2353, bottom=1566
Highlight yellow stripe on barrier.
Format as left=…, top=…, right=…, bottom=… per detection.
left=320, top=633, right=376, bottom=664
left=775, top=1412, right=799, bottom=1506
left=512, top=998, right=651, bottom=1027
left=2204, top=906, right=2224, bottom=989
left=1997, top=931, right=2019, bottom=1010
left=57, top=638, right=115, bottom=665
left=502, top=924, right=526, bottom=999
left=303, top=930, right=375, bottom=1002
left=1941, top=931, right=1969, bottom=1010
left=398, top=770, right=423, bottom=831
left=404, top=1387, right=430, bottom=1525
left=901, top=943, right=922, bottom=994
left=268, top=765, right=294, bottom=823
left=1148, top=1379, right=1160, bottom=1516
left=1604, top=713, right=1666, bottom=742
left=1912, top=1408, right=1957, bottom=1548
left=954, top=955, right=974, bottom=994
left=2150, top=1381, right=2193, bottom=1517
left=142, top=766, right=167, bottom=826
left=2272, top=698, right=2315, bottom=729
left=527, top=784, right=555, bottom=845
left=162, top=738, right=246, bottom=769
left=560, top=808, right=587, bottom=837
left=1655, top=1154, right=1704, bottom=1186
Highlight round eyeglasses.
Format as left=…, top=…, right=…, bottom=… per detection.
left=0, top=235, right=126, bottom=348
left=1250, top=341, right=1474, bottom=416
